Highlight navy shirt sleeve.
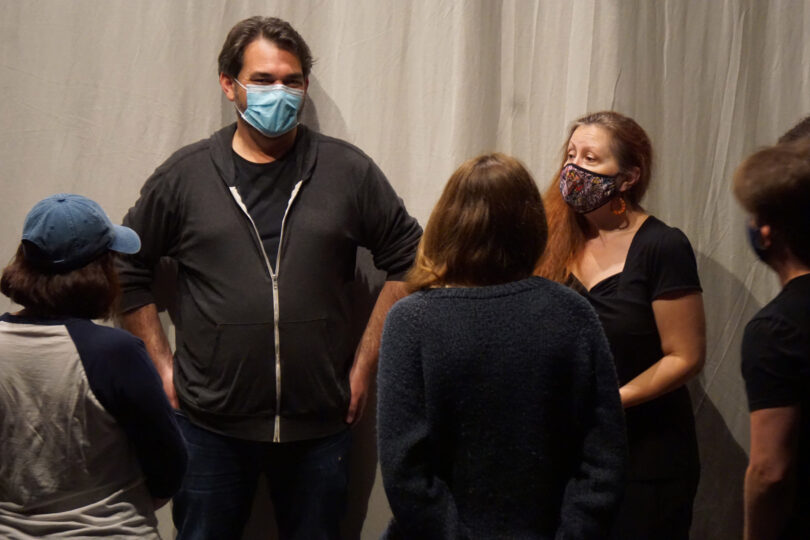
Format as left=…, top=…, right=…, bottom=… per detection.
left=65, top=319, right=187, bottom=498
left=742, top=315, right=806, bottom=411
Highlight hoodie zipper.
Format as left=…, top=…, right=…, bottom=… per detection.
left=229, top=181, right=303, bottom=442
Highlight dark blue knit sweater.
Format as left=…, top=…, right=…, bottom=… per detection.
left=378, top=276, right=627, bottom=539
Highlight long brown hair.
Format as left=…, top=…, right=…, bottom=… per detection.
left=407, top=153, right=548, bottom=292
left=536, top=111, right=653, bottom=282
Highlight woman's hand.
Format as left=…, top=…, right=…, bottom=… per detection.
left=619, top=291, right=706, bottom=408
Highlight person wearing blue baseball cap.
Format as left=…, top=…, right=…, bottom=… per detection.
left=0, top=194, right=187, bottom=539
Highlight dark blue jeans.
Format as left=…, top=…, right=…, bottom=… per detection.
left=173, top=412, right=351, bottom=540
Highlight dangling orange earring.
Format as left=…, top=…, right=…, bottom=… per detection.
left=611, top=196, right=627, bottom=216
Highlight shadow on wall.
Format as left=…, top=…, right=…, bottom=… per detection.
left=688, top=251, right=763, bottom=540
left=300, top=78, right=351, bottom=141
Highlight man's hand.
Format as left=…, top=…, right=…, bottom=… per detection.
left=345, top=364, right=373, bottom=425
left=118, top=303, right=178, bottom=409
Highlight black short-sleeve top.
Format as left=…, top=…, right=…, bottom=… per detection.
left=569, top=216, right=702, bottom=480
left=741, top=274, right=810, bottom=536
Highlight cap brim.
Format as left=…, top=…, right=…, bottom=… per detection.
left=109, top=224, right=141, bottom=255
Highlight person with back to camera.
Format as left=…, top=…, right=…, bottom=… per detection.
left=0, top=194, right=187, bottom=539
left=733, top=136, right=810, bottom=540
left=536, top=111, right=707, bottom=539
left=377, top=153, right=628, bottom=539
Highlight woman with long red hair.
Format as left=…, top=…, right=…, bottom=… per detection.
left=537, top=111, right=706, bottom=538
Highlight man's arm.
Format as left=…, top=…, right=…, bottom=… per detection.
left=118, top=303, right=178, bottom=409
left=744, top=405, right=800, bottom=540
left=345, top=280, right=408, bottom=424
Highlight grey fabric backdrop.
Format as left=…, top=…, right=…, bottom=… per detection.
left=2, top=0, right=810, bottom=538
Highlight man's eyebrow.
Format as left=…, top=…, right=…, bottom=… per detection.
left=249, top=71, right=304, bottom=80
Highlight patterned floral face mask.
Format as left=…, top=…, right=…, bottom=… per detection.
left=558, top=163, right=619, bottom=214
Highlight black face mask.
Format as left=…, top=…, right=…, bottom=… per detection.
left=746, top=221, right=769, bottom=262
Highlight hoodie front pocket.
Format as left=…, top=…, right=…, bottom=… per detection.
left=200, top=322, right=276, bottom=415
left=278, top=317, right=349, bottom=420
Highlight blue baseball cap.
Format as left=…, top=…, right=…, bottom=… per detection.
left=21, top=193, right=141, bottom=272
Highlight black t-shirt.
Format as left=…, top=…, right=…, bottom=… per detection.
left=570, top=216, right=702, bottom=480
left=742, top=273, right=810, bottom=537
left=232, top=141, right=301, bottom=272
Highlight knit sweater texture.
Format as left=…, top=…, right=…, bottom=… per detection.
left=377, top=277, right=627, bottom=539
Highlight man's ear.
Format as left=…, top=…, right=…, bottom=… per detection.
left=219, top=73, right=237, bottom=102
left=619, top=166, right=641, bottom=192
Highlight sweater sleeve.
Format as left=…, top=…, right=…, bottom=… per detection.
left=377, top=300, right=465, bottom=539
left=556, top=309, right=627, bottom=538
left=117, top=165, right=183, bottom=313
left=356, top=160, right=422, bottom=280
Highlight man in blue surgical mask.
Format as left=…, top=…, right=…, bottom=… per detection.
left=117, top=16, right=422, bottom=540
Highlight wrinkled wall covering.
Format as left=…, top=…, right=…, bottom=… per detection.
left=2, top=1, right=810, bottom=538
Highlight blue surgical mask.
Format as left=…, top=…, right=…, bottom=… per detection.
left=234, top=80, right=304, bottom=138
left=746, top=221, right=769, bottom=262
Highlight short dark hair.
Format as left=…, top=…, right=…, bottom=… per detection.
left=733, top=139, right=810, bottom=266
left=218, top=16, right=313, bottom=79
left=1, top=245, right=120, bottom=319
left=779, top=114, right=810, bottom=144
left=407, top=153, right=548, bottom=291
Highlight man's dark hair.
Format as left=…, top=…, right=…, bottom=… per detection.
left=733, top=139, right=810, bottom=266
left=218, top=16, right=313, bottom=79
left=1, top=246, right=120, bottom=319
left=779, top=114, right=810, bottom=144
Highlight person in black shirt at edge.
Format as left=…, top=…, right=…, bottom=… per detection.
left=734, top=128, right=810, bottom=540
left=536, top=111, right=707, bottom=539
